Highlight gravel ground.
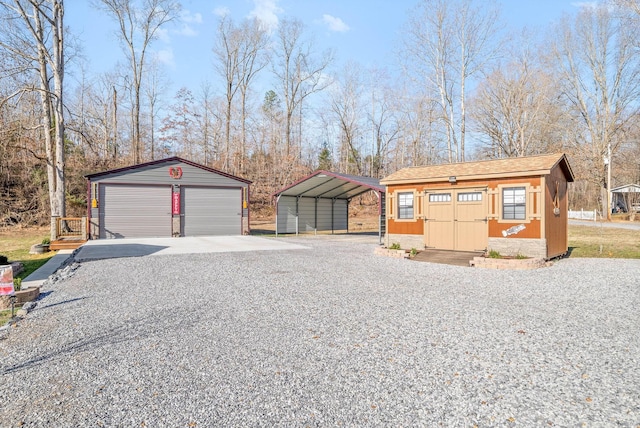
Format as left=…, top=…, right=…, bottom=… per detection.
left=1, top=238, right=639, bottom=427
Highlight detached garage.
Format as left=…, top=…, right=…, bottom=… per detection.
left=85, top=157, right=251, bottom=239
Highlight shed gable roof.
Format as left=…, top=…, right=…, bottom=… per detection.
left=380, top=153, right=574, bottom=185
left=84, top=156, right=252, bottom=184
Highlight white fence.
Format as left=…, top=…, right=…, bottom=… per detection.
left=568, top=209, right=598, bottom=221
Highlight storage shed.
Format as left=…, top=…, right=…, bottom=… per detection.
left=85, top=157, right=251, bottom=239
left=273, top=170, right=385, bottom=242
left=380, top=153, right=574, bottom=259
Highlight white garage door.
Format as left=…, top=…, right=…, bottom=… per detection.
left=100, top=184, right=171, bottom=238
left=182, top=186, right=241, bottom=236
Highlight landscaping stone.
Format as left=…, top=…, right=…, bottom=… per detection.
left=374, top=247, right=409, bottom=259
left=470, top=256, right=549, bottom=270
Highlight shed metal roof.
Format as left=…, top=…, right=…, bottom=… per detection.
left=380, top=153, right=574, bottom=185
left=611, top=184, right=640, bottom=193
left=273, top=170, right=384, bottom=200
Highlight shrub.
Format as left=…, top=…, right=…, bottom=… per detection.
left=389, top=242, right=401, bottom=250
left=488, top=249, right=501, bottom=258
left=410, top=248, right=418, bottom=257
left=13, top=278, right=22, bottom=291
left=515, top=253, right=528, bottom=259
left=0, top=255, right=8, bottom=265
left=41, top=237, right=51, bottom=246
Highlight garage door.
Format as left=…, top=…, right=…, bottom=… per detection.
left=100, top=184, right=171, bottom=238
left=181, top=186, right=241, bottom=236
left=424, top=189, right=487, bottom=251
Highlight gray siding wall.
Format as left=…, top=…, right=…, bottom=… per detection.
left=91, top=161, right=248, bottom=188
left=276, top=196, right=349, bottom=233
left=298, top=198, right=316, bottom=232
left=276, top=196, right=297, bottom=234
left=333, top=199, right=348, bottom=230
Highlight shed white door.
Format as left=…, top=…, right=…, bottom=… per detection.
left=100, top=184, right=171, bottom=238
left=181, top=186, right=241, bottom=236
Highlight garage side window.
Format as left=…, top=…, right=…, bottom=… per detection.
left=503, top=187, right=526, bottom=220
left=398, top=192, right=414, bottom=219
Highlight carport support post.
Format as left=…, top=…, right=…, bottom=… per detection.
left=275, top=194, right=280, bottom=237
left=296, top=196, right=300, bottom=236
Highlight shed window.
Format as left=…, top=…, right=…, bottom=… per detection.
left=398, top=192, right=414, bottom=219
left=503, top=187, right=526, bottom=220
left=458, top=192, right=482, bottom=202
left=429, top=193, right=451, bottom=202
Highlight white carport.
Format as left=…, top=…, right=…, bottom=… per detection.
left=611, top=183, right=640, bottom=212
left=273, top=170, right=386, bottom=243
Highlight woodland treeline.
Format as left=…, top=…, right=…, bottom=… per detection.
left=1, top=0, right=640, bottom=228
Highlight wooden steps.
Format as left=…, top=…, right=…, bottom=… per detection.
left=50, top=239, right=86, bottom=251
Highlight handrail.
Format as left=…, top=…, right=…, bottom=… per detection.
left=54, top=217, right=87, bottom=240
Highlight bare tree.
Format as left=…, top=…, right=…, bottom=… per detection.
left=144, top=60, right=168, bottom=161
left=550, top=3, right=640, bottom=217
left=328, top=61, right=364, bottom=175
left=0, top=0, right=66, bottom=238
left=471, top=34, right=566, bottom=158
left=236, top=19, right=269, bottom=173
left=94, top=0, right=180, bottom=164
left=272, top=18, right=333, bottom=158
left=403, top=0, right=501, bottom=162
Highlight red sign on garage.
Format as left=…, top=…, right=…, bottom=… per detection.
left=172, top=191, right=180, bottom=215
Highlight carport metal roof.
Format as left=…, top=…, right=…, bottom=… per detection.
left=273, top=170, right=384, bottom=200
left=273, top=170, right=385, bottom=243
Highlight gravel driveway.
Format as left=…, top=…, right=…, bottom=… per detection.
left=1, top=238, right=639, bottom=427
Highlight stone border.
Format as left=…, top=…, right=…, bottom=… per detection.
left=0, top=287, right=40, bottom=310
left=374, top=247, right=410, bottom=259
left=470, top=256, right=550, bottom=270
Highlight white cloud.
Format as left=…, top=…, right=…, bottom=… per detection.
left=154, top=48, right=175, bottom=67
left=248, top=0, right=282, bottom=31
left=322, top=14, right=350, bottom=33
left=213, top=6, right=230, bottom=18
left=156, top=28, right=171, bottom=43
left=571, top=1, right=598, bottom=9
left=176, top=24, right=197, bottom=37
left=181, top=10, right=203, bottom=24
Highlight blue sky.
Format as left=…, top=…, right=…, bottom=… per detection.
left=66, top=0, right=588, bottom=96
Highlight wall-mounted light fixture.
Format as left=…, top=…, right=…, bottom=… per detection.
left=449, top=176, right=457, bottom=184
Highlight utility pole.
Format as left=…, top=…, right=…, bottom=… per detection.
left=606, top=142, right=612, bottom=221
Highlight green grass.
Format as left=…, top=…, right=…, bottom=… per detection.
left=0, top=306, right=21, bottom=326
left=1, top=228, right=54, bottom=326
left=0, top=227, right=56, bottom=280
left=568, top=225, right=640, bottom=258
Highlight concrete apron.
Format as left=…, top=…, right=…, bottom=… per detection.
left=74, top=235, right=310, bottom=262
